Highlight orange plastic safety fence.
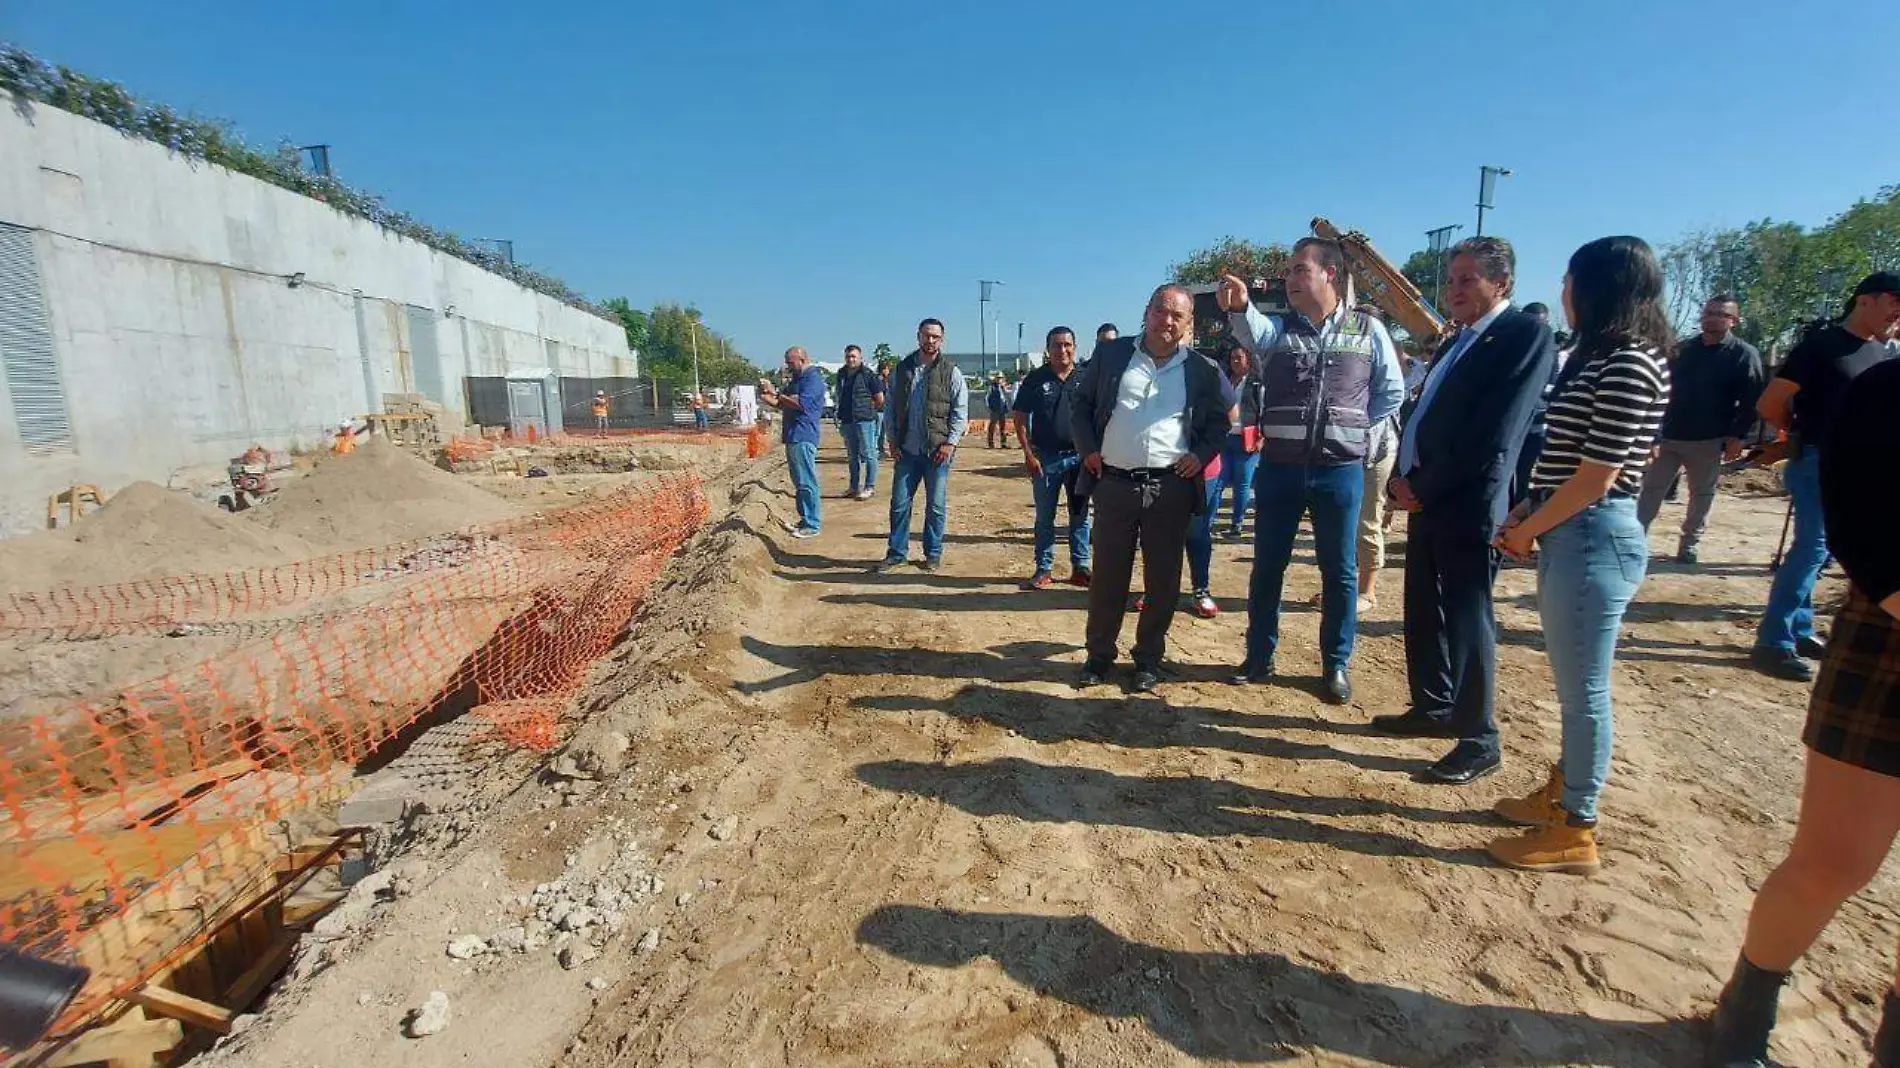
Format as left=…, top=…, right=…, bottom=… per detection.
left=0, top=474, right=708, bottom=1035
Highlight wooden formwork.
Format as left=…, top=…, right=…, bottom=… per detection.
left=3, top=772, right=361, bottom=1068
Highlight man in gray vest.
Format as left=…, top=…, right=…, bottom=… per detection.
left=878, top=318, right=968, bottom=572
left=1219, top=238, right=1405, bottom=704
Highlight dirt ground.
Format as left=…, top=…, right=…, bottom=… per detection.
left=194, top=430, right=1888, bottom=1068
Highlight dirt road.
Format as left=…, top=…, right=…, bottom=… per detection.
left=206, top=435, right=1887, bottom=1067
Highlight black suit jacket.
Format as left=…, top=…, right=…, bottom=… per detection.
left=1070, top=337, right=1232, bottom=498
left=1403, top=306, right=1557, bottom=530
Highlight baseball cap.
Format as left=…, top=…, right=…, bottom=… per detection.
left=1853, top=271, right=1900, bottom=298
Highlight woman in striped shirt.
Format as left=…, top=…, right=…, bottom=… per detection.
left=1486, top=235, right=1673, bottom=875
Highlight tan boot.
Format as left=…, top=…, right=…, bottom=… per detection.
left=1487, top=820, right=1600, bottom=875
left=1492, top=766, right=1563, bottom=826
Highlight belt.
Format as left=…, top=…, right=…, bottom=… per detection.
left=1103, top=465, right=1175, bottom=482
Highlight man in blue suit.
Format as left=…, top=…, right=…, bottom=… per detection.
left=1373, top=237, right=1557, bottom=785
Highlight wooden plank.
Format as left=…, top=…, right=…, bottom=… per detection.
left=221, top=933, right=298, bottom=1012
left=128, top=984, right=234, bottom=1034
left=41, top=1016, right=181, bottom=1068
left=0, top=760, right=257, bottom=844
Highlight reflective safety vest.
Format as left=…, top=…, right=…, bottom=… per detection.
left=1254, top=309, right=1378, bottom=465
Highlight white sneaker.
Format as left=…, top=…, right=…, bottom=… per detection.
left=791, top=526, right=820, bottom=539
left=856, top=489, right=874, bottom=500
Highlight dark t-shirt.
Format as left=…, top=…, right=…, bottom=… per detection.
left=1821, top=357, right=1900, bottom=602
left=1010, top=364, right=1078, bottom=454
left=1777, top=324, right=1895, bottom=444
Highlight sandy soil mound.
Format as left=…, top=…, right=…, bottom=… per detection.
left=253, top=441, right=521, bottom=552
left=0, top=481, right=315, bottom=598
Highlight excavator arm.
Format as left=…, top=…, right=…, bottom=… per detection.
left=1311, top=217, right=1449, bottom=345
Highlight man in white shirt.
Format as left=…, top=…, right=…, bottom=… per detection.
left=1068, top=286, right=1232, bottom=692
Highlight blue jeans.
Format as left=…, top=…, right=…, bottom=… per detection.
left=695, top=409, right=709, bottom=430
left=841, top=421, right=880, bottom=494
left=1030, top=450, right=1090, bottom=574
left=1538, top=495, right=1647, bottom=822
left=1214, top=435, right=1261, bottom=530
left=1244, top=460, right=1363, bottom=671
left=1184, top=472, right=1223, bottom=590
left=786, top=440, right=821, bottom=531
left=887, top=451, right=952, bottom=561
left=1756, top=450, right=1826, bottom=653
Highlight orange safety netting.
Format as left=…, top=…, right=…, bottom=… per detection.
left=0, top=474, right=707, bottom=1033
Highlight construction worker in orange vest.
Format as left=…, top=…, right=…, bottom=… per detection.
left=592, top=391, right=610, bottom=436
left=331, top=421, right=356, bottom=454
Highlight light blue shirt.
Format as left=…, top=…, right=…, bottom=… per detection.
left=896, top=357, right=969, bottom=456
left=1230, top=302, right=1406, bottom=427
left=1396, top=299, right=1511, bottom=476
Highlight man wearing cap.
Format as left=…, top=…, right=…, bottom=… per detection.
left=592, top=391, right=610, bottom=436
left=1750, top=271, right=1900, bottom=680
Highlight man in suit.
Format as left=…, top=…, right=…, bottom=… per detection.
left=1069, top=285, right=1231, bottom=693
left=1373, top=237, right=1557, bottom=785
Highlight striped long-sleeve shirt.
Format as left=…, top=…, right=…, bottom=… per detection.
left=1529, top=346, right=1671, bottom=496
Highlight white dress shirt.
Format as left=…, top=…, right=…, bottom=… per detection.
left=1396, top=298, right=1512, bottom=475
left=1099, top=340, right=1191, bottom=470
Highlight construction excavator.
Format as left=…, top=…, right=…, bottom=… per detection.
left=1189, top=217, right=1451, bottom=350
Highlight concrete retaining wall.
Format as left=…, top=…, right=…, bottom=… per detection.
left=0, top=96, right=633, bottom=534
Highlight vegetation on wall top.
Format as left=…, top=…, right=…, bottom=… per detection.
left=0, top=43, right=610, bottom=319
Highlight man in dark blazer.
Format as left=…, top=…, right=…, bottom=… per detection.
left=1373, top=237, right=1557, bottom=785
left=1070, top=285, right=1232, bottom=693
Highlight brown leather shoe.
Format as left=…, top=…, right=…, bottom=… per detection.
left=1487, top=820, right=1600, bottom=875
left=1493, top=766, right=1564, bottom=827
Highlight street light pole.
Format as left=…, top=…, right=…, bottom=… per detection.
left=1425, top=223, right=1463, bottom=312
left=978, top=280, right=1003, bottom=375
left=689, top=322, right=701, bottom=400
left=1476, top=165, right=1513, bottom=237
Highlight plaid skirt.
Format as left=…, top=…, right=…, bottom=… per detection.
left=1804, top=585, right=1900, bottom=777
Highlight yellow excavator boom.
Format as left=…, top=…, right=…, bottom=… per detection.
left=1311, top=217, right=1449, bottom=345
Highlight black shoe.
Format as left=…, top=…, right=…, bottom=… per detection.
left=1705, top=954, right=1787, bottom=1068
left=1130, top=666, right=1163, bottom=693
left=918, top=558, right=942, bottom=573
left=873, top=556, right=909, bottom=573
left=1369, top=709, right=1459, bottom=738
left=1223, top=526, right=1246, bottom=542
left=1230, top=660, right=1275, bottom=685
left=1321, top=667, right=1351, bottom=705
left=1750, top=646, right=1815, bottom=682
left=1795, top=635, right=1827, bottom=660
left=1423, top=743, right=1501, bottom=785
left=1677, top=547, right=1699, bottom=567
left=1076, top=661, right=1110, bottom=688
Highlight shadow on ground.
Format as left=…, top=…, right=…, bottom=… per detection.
left=855, top=755, right=1490, bottom=866
left=856, top=906, right=1692, bottom=1065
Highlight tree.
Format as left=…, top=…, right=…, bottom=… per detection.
left=1170, top=237, right=1290, bottom=285
left=1659, top=184, right=1900, bottom=359
left=601, top=297, right=648, bottom=354
left=623, top=301, right=763, bottom=387
left=872, top=342, right=893, bottom=369
left=1399, top=250, right=1439, bottom=305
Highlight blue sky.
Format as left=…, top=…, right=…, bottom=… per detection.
left=10, top=0, right=1898, bottom=368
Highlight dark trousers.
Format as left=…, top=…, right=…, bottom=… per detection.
left=1509, top=426, right=1545, bottom=509
left=1403, top=508, right=1502, bottom=756
left=1084, top=470, right=1195, bottom=670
